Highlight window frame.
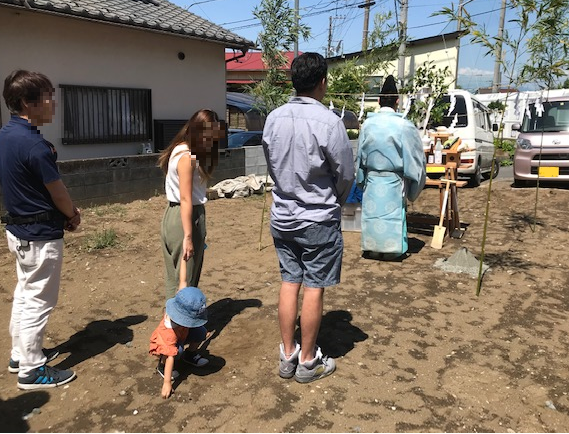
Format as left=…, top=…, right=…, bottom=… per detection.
left=60, top=84, right=152, bottom=145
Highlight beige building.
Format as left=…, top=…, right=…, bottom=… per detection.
left=0, top=0, right=253, bottom=160
left=327, top=31, right=462, bottom=109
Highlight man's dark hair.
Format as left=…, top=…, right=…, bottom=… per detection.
left=291, top=52, right=328, bottom=94
left=3, top=70, right=53, bottom=115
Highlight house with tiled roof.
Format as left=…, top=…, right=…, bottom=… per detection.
left=0, top=0, right=254, bottom=160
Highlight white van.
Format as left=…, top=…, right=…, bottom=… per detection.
left=431, top=90, right=499, bottom=186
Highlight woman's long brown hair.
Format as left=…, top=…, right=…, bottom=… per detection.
left=157, top=109, right=222, bottom=180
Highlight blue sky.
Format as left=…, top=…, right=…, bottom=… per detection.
left=175, top=0, right=528, bottom=92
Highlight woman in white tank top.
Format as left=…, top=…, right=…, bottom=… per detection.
left=157, top=109, right=224, bottom=300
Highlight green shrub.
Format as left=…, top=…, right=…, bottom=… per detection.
left=494, top=138, right=516, bottom=166
left=347, top=129, right=360, bottom=140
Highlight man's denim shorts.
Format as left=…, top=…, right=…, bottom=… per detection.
left=270, top=221, right=343, bottom=288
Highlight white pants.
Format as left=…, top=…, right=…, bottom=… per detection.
left=7, top=230, right=63, bottom=377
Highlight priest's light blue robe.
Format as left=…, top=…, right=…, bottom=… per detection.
left=356, top=110, right=426, bottom=254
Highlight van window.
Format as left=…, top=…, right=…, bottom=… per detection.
left=434, top=95, right=468, bottom=128
left=474, top=102, right=488, bottom=130
left=522, top=101, right=569, bottom=133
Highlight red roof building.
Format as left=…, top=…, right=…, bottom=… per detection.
left=225, top=51, right=298, bottom=92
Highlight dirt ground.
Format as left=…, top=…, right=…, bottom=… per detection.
left=1, top=178, right=569, bottom=433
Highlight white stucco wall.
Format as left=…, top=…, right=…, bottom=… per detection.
left=0, top=7, right=227, bottom=160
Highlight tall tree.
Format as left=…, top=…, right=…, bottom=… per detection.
left=249, top=0, right=310, bottom=115
left=323, top=11, right=399, bottom=116
left=519, top=0, right=569, bottom=89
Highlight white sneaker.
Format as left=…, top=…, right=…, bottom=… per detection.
left=279, top=342, right=300, bottom=379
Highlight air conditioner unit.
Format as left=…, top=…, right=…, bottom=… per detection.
left=153, top=120, right=187, bottom=152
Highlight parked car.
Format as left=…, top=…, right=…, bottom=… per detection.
left=227, top=130, right=263, bottom=149
left=513, top=93, right=569, bottom=187
left=331, top=108, right=360, bottom=130
left=431, top=90, right=499, bottom=186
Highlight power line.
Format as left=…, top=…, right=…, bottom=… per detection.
left=227, top=0, right=374, bottom=31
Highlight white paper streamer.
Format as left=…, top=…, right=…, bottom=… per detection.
left=525, top=96, right=532, bottom=119
left=358, top=93, right=365, bottom=121
left=340, top=105, right=345, bottom=120
left=535, top=96, right=544, bottom=117
left=513, top=92, right=521, bottom=118
left=447, top=93, right=456, bottom=116
left=401, top=96, right=412, bottom=118
left=449, top=113, right=458, bottom=129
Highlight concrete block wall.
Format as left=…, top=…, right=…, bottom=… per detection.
left=244, top=146, right=267, bottom=176
left=211, top=148, right=246, bottom=185
left=242, top=141, right=359, bottom=178
left=0, top=142, right=355, bottom=210
left=350, top=139, right=359, bottom=160
left=59, top=155, right=165, bottom=208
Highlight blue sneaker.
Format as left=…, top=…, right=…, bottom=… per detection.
left=8, top=348, right=60, bottom=374
left=17, top=365, right=76, bottom=390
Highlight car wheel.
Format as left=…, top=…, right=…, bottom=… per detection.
left=482, top=158, right=500, bottom=180
left=468, top=161, right=482, bottom=187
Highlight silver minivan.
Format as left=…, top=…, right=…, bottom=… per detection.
left=513, top=93, right=569, bottom=187
left=432, top=90, right=499, bottom=186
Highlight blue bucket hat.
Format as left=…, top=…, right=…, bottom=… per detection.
left=165, top=286, right=208, bottom=328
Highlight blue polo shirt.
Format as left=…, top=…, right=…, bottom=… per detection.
left=0, top=115, right=65, bottom=240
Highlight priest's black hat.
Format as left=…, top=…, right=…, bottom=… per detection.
left=381, top=75, right=398, bottom=96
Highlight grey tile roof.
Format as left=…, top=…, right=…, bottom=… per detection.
left=0, top=0, right=254, bottom=49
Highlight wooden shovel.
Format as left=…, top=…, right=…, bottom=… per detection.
left=431, top=179, right=451, bottom=249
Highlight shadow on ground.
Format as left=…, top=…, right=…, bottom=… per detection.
left=0, top=390, right=50, bottom=433
left=53, top=314, right=147, bottom=370
left=201, top=297, right=263, bottom=350
left=292, top=310, right=369, bottom=359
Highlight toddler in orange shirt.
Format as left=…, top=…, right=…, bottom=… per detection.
left=149, top=260, right=209, bottom=398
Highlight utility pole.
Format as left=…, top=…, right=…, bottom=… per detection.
left=397, top=0, right=408, bottom=88
left=455, top=0, right=473, bottom=88
left=492, top=0, right=507, bottom=93
left=455, top=0, right=464, bottom=87
left=328, top=16, right=333, bottom=57
left=294, top=0, right=299, bottom=59
left=359, top=0, right=374, bottom=52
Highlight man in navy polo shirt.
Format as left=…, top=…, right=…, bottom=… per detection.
left=0, top=70, right=81, bottom=390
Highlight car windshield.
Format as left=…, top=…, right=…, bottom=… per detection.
left=522, top=101, right=569, bottom=133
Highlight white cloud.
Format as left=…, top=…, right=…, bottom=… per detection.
left=459, top=67, right=493, bottom=76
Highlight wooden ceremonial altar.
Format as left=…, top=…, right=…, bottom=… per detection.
left=408, top=132, right=468, bottom=239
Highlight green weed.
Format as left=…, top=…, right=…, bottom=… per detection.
left=92, top=204, right=127, bottom=218
left=85, top=228, right=118, bottom=251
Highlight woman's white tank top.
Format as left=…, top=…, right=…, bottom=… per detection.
left=164, top=144, right=207, bottom=205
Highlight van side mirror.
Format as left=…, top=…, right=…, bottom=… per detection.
left=512, top=123, right=521, bottom=131
left=492, top=123, right=499, bottom=132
